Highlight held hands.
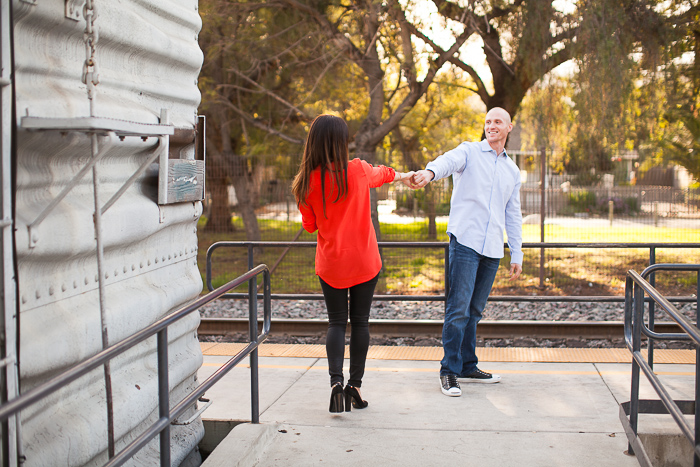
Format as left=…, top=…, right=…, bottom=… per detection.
left=394, top=170, right=433, bottom=189
left=394, top=171, right=416, bottom=187
left=408, top=169, right=434, bottom=189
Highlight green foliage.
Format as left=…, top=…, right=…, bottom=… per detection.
left=568, top=190, right=597, bottom=213
left=562, top=191, right=640, bottom=215
left=518, top=76, right=574, bottom=170
left=623, top=196, right=641, bottom=214
left=395, top=189, right=450, bottom=216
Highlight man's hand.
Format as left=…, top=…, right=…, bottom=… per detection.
left=509, top=263, right=522, bottom=281
left=410, top=169, right=434, bottom=189
left=397, top=171, right=416, bottom=187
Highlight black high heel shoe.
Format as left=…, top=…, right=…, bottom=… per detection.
left=344, top=385, right=368, bottom=410
left=329, top=383, right=344, bottom=413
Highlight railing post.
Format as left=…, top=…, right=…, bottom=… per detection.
left=248, top=245, right=260, bottom=424
left=206, top=247, right=213, bottom=292
left=91, top=133, right=115, bottom=459
left=629, top=282, right=644, bottom=455
left=539, top=147, right=546, bottom=290
left=648, top=247, right=656, bottom=368
left=157, top=329, right=170, bottom=467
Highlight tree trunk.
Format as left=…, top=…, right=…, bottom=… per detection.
left=204, top=150, right=236, bottom=233
left=229, top=154, right=262, bottom=243
left=355, top=137, right=381, bottom=241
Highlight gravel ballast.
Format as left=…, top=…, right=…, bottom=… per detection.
left=199, top=299, right=696, bottom=348
left=200, top=298, right=695, bottom=322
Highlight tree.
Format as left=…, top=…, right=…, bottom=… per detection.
left=386, top=73, right=481, bottom=237
left=207, top=0, right=588, bottom=237
left=658, top=0, right=700, bottom=179
left=200, top=0, right=681, bottom=238
left=563, top=1, right=662, bottom=175
left=517, top=75, right=574, bottom=162
left=198, top=1, right=328, bottom=233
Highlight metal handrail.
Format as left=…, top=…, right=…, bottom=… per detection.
left=0, top=263, right=272, bottom=467
left=206, top=241, right=700, bottom=303
left=621, top=264, right=700, bottom=467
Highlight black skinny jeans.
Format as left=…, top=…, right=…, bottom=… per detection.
left=319, top=273, right=379, bottom=388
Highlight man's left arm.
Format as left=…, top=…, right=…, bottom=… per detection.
left=505, top=172, right=523, bottom=281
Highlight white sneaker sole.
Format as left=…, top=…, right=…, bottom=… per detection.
left=458, top=374, right=501, bottom=384
left=439, top=377, right=462, bottom=396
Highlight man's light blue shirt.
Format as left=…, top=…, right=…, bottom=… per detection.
left=426, top=139, right=523, bottom=265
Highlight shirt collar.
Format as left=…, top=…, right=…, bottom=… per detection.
left=480, top=139, right=508, bottom=158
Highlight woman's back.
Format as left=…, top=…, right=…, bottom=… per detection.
left=299, top=158, right=395, bottom=288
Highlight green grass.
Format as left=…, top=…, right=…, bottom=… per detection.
left=526, top=224, right=700, bottom=243
left=198, top=217, right=699, bottom=297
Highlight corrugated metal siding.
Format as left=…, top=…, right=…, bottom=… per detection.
left=13, top=0, right=204, bottom=465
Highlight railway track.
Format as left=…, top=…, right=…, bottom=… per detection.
left=198, top=318, right=684, bottom=340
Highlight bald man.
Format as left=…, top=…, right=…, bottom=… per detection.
left=411, top=107, right=523, bottom=397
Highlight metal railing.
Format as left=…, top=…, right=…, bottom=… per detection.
left=0, top=264, right=271, bottom=467
left=621, top=264, right=700, bottom=467
left=206, top=241, right=700, bottom=304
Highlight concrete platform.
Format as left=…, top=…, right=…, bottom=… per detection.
left=197, top=350, right=695, bottom=466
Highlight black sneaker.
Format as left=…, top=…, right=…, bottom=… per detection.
left=458, top=368, right=501, bottom=384
left=439, top=374, right=461, bottom=396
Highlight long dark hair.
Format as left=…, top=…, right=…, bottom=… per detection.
left=291, top=115, right=349, bottom=217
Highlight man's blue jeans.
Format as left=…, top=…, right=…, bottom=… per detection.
left=440, top=235, right=501, bottom=376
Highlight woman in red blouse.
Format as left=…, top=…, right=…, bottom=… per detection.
left=292, top=115, right=413, bottom=413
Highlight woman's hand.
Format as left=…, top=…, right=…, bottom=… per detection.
left=393, top=171, right=415, bottom=184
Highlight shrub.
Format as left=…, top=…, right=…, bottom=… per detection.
left=569, top=190, right=597, bottom=212
left=623, top=196, right=640, bottom=213
left=597, top=196, right=627, bottom=214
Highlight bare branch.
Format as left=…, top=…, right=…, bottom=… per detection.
left=369, top=25, right=472, bottom=146
left=221, top=99, right=304, bottom=145
left=277, top=0, right=366, bottom=64
left=468, top=16, right=515, bottom=76
left=228, top=68, right=312, bottom=122
left=542, top=47, right=573, bottom=76
left=407, top=22, right=490, bottom=103
left=431, top=0, right=525, bottom=23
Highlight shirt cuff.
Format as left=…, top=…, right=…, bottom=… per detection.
left=509, top=250, right=523, bottom=265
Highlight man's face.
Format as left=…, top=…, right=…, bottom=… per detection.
left=484, top=109, right=512, bottom=146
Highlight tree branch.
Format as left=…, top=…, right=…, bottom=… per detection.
left=369, top=25, right=472, bottom=146
left=277, top=0, right=366, bottom=64
left=221, top=99, right=304, bottom=145
left=432, top=0, right=525, bottom=23
left=406, top=22, right=490, bottom=103
left=542, top=47, right=573, bottom=76
left=221, top=74, right=312, bottom=122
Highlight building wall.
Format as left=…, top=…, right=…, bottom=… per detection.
left=12, top=0, right=204, bottom=465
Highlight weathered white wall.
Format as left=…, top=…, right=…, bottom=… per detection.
left=12, top=0, right=204, bottom=465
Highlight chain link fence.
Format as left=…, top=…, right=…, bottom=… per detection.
left=201, top=153, right=700, bottom=297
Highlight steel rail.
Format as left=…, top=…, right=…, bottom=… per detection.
left=207, top=241, right=700, bottom=248
left=211, top=293, right=697, bottom=303
left=198, top=318, right=684, bottom=340
left=206, top=241, right=700, bottom=306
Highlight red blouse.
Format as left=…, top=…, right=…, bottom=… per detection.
left=299, top=158, right=396, bottom=288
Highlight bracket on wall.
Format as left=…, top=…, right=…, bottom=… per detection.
left=21, top=113, right=177, bottom=248
left=65, top=0, right=84, bottom=20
